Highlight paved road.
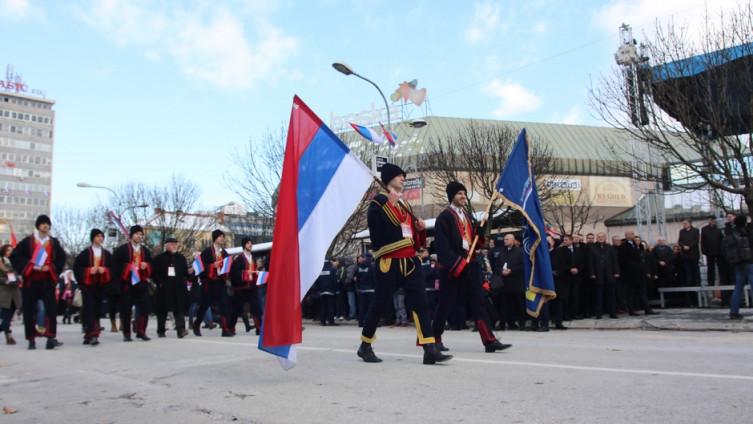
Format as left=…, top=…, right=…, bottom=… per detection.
left=0, top=322, right=751, bottom=423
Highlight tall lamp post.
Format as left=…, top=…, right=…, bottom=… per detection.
left=332, top=62, right=392, bottom=131
left=76, top=182, right=147, bottom=247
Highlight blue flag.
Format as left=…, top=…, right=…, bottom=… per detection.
left=495, top=129, right=556, bottom=317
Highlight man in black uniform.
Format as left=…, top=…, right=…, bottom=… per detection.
left=589, top=233, right=620, bottom=318
left=432, top=181, right=510, bottom=353
left=229, top=237, right=262, bottom=334
left=196, top=229, right=232, bottom=337
left=113, top=225, right=153, bottom=341
left=357, top=163, right=452, bottom=365
left=554, top=234, right=586, bottom=321
left=153, top=237, right=191, bottom=338
left=10, top=214, right=66, bottom=350
left=73, top=229, right=112, bottom=346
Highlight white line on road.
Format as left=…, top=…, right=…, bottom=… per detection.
left=182, top=338, right=753, bottom=382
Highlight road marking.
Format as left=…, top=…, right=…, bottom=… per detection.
left=182, top=338, right=753, bottom=382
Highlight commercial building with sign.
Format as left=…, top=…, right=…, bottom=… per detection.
left=0, top=84, right=55, bottom=244
left=339, top=115, right=662, bottom=237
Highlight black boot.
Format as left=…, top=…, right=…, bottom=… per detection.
left=423, top=343, right=453, bottom=365
left=123, top=334, right=133, bottom=342
left=45, top=338, right=63, bottom=350
left=484, top=339, right=512, bottom=353
left=90, top=337, right=100, bottom=346
left=436, top=341, right=450, bottom=352
left=357, top=342, right=382, bottom=363
left=28, top=339, right=36, bottom=350
left=192, top=320, right=202, bottom=337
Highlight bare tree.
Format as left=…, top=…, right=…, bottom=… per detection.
left=52, top=205, right=109, bottom=267
left=422, top=120, right=555, bottom=225
left=224, top=126, right=286, bottom=218
left=544, top=185, right=598, bottom=236
left=590, top=2, right=753, bottom=216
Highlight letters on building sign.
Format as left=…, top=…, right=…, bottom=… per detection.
left=0, top=80, right=28, bottom=93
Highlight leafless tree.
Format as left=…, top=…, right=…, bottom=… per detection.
left=422, top=120, right=555, bottom=228
left=224, top=126, right=286, bottom=219
left=544, top=185, right=598, bottom=236
left=590, top=2, right=753, bottom=216
left=52, top=205, right=109, bottom=267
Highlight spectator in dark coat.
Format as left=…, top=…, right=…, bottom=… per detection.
left=678, top=220, right=701, bottom=287
left=701, top=216, right=727, bottom=287
left=652, top=237, right=675, bottom=288
left=494, top=234, right=525, bottom=330
left=589, top=233, right=620, bottom=319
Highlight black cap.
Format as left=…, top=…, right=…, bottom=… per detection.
left=129, top=225, right=144, bottom=237
left=90, top=228, right=104, bottom=242
left=446, top=181, right=467, bottom=203
left=212, top=229, right=225, bottom=242
left=241, top=237, right=252, bottom=248
left=165, top=237, right=178, bottom=244
left=35, top=214, right=51, bottom=229
left=380, top=163, right=406, bottom=186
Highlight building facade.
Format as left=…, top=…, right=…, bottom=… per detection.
left=0, top=89, right=55, bottom=244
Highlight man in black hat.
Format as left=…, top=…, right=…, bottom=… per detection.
left=113, top=225, right=153, bottom=341
left=10, top=214, right=66, bottom=350
left=432, top=181, right=511, bottom=353
left=153, top=237, right=191, bottom=338
left=229, top=237, right=262, bottom=334
left=357, top=163, right=452, bottom=365
left=73, top=229, right=112, bottom=346
left=196, top=229, right=232, bottom=336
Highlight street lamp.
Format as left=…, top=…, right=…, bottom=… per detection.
left=76, top=182, right=117, bottom=197
left=332, top=62, right=391, bottom=131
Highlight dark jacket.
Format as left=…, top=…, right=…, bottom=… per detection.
left=589, top=242, right=620, bottom=285
left=230, top=253, right=257, bottom=289
left=618, top=239, right=641, bottom=269
left=355, top=259, right=376, bottom=292
left=200, top=245, right=229, bottom=282
left=554, top=244, right=586, bottom=282
left=700, top=224, right=723, bottom=256
left=652, top=245, right=674, bottom=272
left=112, top=243, right=152, bottom=287
left=10, top=234, right=66, bottom=283
left=495, top=245, right=525, bottom=293
left=73, top=246, right=113, bottom=287
left=316, top=261, right=338, bottom=295
left=152, top=250, right=189, bottom=291
left=367, top=193, right=425, bottom=259
left=678, top=227, right=701, bottom=260
left=434, top=207, right=482, bottom=276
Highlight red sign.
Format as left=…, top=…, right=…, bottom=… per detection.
left=0, top=80, right=27, bottom=93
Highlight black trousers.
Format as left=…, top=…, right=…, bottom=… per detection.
left=627, top=275, right=651, bottom=313
left=81, top=285, right=105, bottom=339
left=579, top=276, right=593, bottom=317
left=361, top=257, right=434, bottom=345
left=433, top=261, right=497, bottom=346
left=593, top=282, right=616, bottom=317
left=155, top=283, right=186, bottom=335
left=22, top=280, right=56, bottom=340
left=319, top=293, right=336, bottom=324
left=496, top=290, right=525, bottom=327
left=195, top=281, right=230, bottom=331
left=229, top=288, right=261, bottom=331
left=705, top=254, right=728, bottom=286
left=558, top=274, right=580, bottom=320
left=357, top=291, right=375, bottom=327
left=119, top=282, right=150, bottom=336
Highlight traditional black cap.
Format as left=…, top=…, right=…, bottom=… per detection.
left=129, top=225, right=144, bottom=237
left=165, top=237, right=178, bottom=244
left=90, top=228, right=104, bottom=242
left=212, top=229, right=225, bottom=242
left=380, top=163, right=406, bottom=186
left=446, top=181, right=467, bottom=203
left=241, top=237, right=252, bottom=248
left=34, top=214, right=51, bottom=229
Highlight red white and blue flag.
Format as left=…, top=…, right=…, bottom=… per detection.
left=32, top=245, right=48, bottom=267
left=130, top=265, right=140, bottom=285
left=350, top=122, right=385, bottom=144
left=256, top=271, right=268, bottom=286
left=379, top=122, right=397, bottom=146
left=192, top=255, right=205, bottom=275
left=260, top=96, right=373, bottom=369
left=219, top=256, right=232, bottom=275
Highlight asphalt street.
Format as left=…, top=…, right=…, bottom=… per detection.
left=0, top=321, right=751, bottom=424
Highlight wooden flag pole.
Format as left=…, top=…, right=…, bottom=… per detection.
left=465, top=191, right=499, bottom=262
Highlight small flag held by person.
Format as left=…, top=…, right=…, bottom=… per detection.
left=219, top=256, right=232, bottom=275
left=495, top=128, right=556, bottom=317
left=192, top=255, right=204, bottom=275
left=256, top=271, right=268, bottom=286
left=130, top=265, right=140, bottom=286
left=32, top=245, right=48, bottom=267
left=379, top=122, right=398, bottom=146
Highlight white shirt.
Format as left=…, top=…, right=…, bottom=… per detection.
left=451, top=205, right=466, bottom=223
left=131, top=242, right=141, bottom=252
left=92, top=246, right=102, bottom=257
left=244, top=251, right=254, bottom=265
left=34, top=230, right=50, bottom=245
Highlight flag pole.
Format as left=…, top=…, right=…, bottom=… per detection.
left=465, top=191, right=499, bottom=262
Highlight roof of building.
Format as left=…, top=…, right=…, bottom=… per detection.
left=339, top=115, right=677, bottom=176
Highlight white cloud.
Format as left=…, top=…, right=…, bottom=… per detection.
left=484, top=78, right=541, bottom=118
left=0, top=0, right=45, bottom=20
left=464, top=1, right=502, bottom=44
left=76, top=0, right=298, bottom=90
left=592, top=0, right=743, bottom=40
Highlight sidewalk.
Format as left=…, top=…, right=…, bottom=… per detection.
left=316, top=307, right=753, bottom=332
left=562, top=308, right=753, bottom=332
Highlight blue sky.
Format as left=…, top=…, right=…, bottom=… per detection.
left=0, top=0, right=736, bottom=212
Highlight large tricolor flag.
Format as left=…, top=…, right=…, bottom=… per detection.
left=495, top=129, right=556, bottom=317
left=260, top=96, right=373, bottom=369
